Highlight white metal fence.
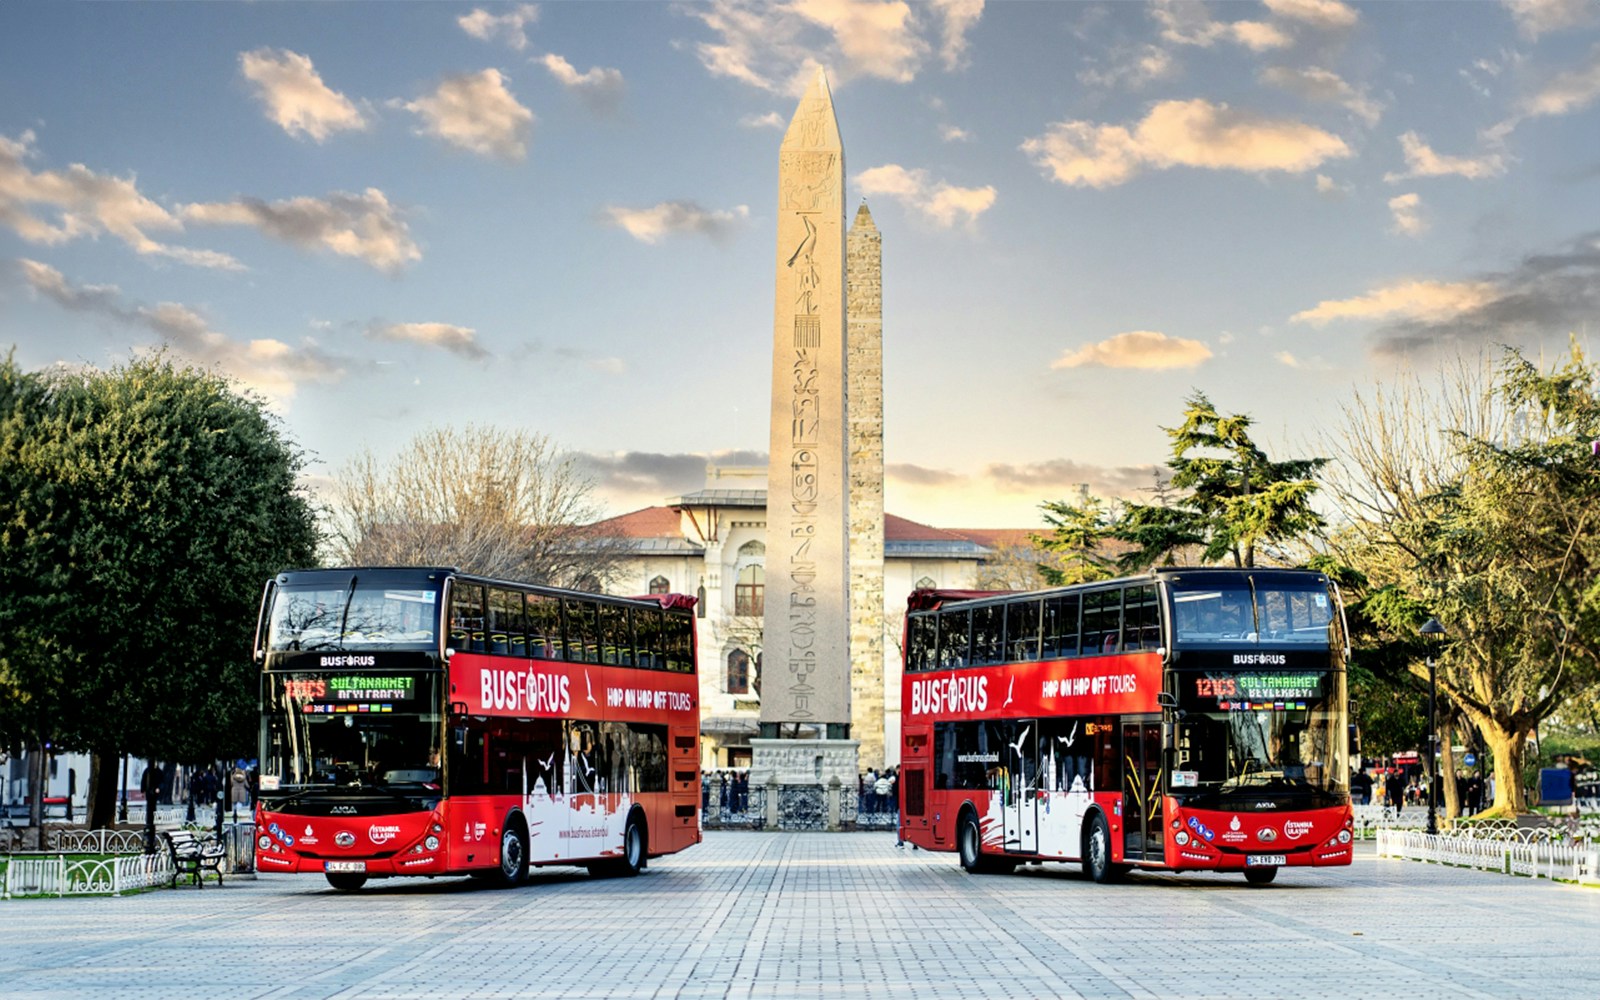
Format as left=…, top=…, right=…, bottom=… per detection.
left=1377, top=827, right=1600, bottom=886
left=1, top=851, right=173, bottom=898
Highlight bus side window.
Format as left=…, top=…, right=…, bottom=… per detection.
left=665, top=610, right=694, bottom=672
left=939, top=608, right=971, bottom=668
left=908, top=614, right=937, bottom=672
left=971, top=604, right=1002, bottom=666
left=635, top=608, right=665, bottom=669
left=451, top=584, right=485, bottom=653
left=1006, top=599, right=1040, bottom=662
left=488, top=588, right=524, bottom=656
left=1043, top=595, right=1080, bottom=658
left=527, top=594, right=559, bottom=659
left=564, top=599, right=599, bottom=664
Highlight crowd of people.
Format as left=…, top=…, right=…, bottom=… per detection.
left=1351, top=766, right=1489, bottom=814
left=699, top=767, right=901, bottom=816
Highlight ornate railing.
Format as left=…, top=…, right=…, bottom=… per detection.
left=1376, top=828, right=1600, bottom=885
left=1, top=851, right=173, bottom=898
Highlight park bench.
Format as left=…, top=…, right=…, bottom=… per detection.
left=163, top=829, right=227, bottom=888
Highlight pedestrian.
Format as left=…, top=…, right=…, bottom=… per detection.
left=873, top=771, right=891, bottom=813
left=230, top=766, right=250, bottom=808
left=1385, top=771, right=1405, bottom=815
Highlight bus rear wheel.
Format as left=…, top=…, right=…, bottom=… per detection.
left=494, top=816, right=529, bottom=888
left=1244, top=866, right=1278, bottom=885
left=325, top=872, right=367, bottom=891
left=590, top=814, right=646, bottom=878
left=958, top=812, right=1014, bottom=875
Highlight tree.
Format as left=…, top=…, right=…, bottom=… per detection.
left=1036, top=394, right=1329, bottom=574
left=1033, top=488, right=1119, bottom=586
left=1324, top=345, right=1600, bottom=815
left=0, top=353, right=320, bottom=830
left=328, top=425, right=628, bottom=590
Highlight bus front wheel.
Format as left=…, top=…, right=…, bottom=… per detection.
left=325, top=872, right=367, bottom=891
left=1083, top=813, right=1125, bottom=884
left=495, top=816, right=529, bottom=888
left=590, top=813, right=647, bottom=878
left=1244, top=866, right=1278, bottom=885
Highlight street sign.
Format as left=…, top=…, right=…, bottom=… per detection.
left=1463, top=752, right=1477, bottom=767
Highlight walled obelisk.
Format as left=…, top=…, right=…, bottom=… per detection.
left=847, top=202, right=886, bottom=770
left=753, top=67, right=857, bottom=819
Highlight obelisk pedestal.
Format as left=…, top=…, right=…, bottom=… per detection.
left=752, top=66, right=858, bottom=827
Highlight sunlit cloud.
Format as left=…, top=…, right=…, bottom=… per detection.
left=939, top=124, right=973, bottom=142
left=1078, top=44, right=1176, bottom=90
left=1022, top=99, right=1351, bottom=188
left=540, top=54, right=626, bottom=115
left=1503, top=0, right=1597, bottom=40
left=576, top=449, right=768, bottom=509
left=1259, top=66, right=1383, bottom=126
left=1051, top=330, right=1213, bottom=370
left=1383, top=131, right=1507, bottom=181
left=678, top=0, right=982, bottom=94
left=1315, top=173, right=1351, bottom=197
left=1388, top=192, right=1426, bottom=237
left=459, top=4, right=540, bottom=50
left=17, top=258, right=347, bottom=404
left=599, top=200, right=750, bottom=244
left=854, top=164, right=995, bottom=228
left=1521, top=44, right=1600, bottom=117
left=1263, top=0, right=1360, bottom=31
left=238, top=48, right=367, bottom=142
left=1151, top=3, right=1291, bottom=50
left=181, top=188, right=420, bottom=273
left=0, top=130, right=242, bottom=270
left=402, top=69, right=534, bottom=162
left=739, top=112, right=786, bottom=129
left=1293, top=232, right=1600, bottom=356
left=367, top=321, right=488, bottom=360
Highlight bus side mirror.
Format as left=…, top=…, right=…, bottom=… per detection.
left=1157, top=691, right=1179, bottom=711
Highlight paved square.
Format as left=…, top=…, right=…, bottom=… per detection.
left=1, top=834, right=1595, bottom=999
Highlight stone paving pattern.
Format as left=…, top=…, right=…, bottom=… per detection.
left=1, top=833, right=1595, bottom=999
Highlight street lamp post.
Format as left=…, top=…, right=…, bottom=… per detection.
left=1419, top=618, right=1446, bottom=836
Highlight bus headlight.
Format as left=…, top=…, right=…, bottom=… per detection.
left=258, top=835, right=273, bottom=850
left=425, top=835, right=440, bottom=851
left=1337, top=830, right=1351, bottom=844
left=1175, top=830, right=1190, bottom=846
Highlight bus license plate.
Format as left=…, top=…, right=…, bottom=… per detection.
left=1247, top=854, right=1286, bottom=866
left=325, top=861, right=366, bottom=873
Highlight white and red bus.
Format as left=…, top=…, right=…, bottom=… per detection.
left=899, top=568, right=1353, bottom=885
left=251, top=567, right=701, bottom=891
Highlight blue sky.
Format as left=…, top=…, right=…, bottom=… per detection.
left=3, top=1, right=1598, bottom=529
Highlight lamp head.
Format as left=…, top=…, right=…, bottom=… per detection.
left=1419, top=618, right=1445, bottom=637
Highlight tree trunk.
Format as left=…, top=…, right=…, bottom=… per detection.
left=1482, top=726, right=1529, bottom=815
left=87, top=745, right=121, bottom=829
left=26, top=740, right=47, bottom=849
left=1439, top=720, right=1460, bottom=822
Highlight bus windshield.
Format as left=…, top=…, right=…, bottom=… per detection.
left=1169, top=577, right=1337, bottom=646
left=267, top=577, right=441, bottom=652
left=1172, top=668, right=1348, bottom=806
left=260, top=672, right=444, bottom=793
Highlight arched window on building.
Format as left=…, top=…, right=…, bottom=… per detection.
left=727, top=648, right=751, bottom=695
left=648, top=575, right=670, bottom=595
left=738, top=540, right=766, bottom=558
left=735, top=564, right=764, bottom=617
left=915, top=576, right=936, bottom=591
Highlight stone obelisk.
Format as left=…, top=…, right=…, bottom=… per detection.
left=847, top=202, right=886, bottom=770
left=753, top=67, right=858, bottom=824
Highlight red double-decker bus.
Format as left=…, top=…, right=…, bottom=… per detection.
left=899, top=567, right=1353, bottom=885
left=251, top=567, right=701, bottom=891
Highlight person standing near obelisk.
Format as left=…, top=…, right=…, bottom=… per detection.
left=754, top=67, right=858, bottom=805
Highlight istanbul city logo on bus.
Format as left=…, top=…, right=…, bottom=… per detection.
left=368, top=824, right=402, bottom=845
left=480, top=665, right=570, bottom=713
left=1284, top=820, right=1315, bottom=840
left=910, top=676, right=987, bottom=716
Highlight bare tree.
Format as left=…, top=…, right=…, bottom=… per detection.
left=327, top=426, right=629, bottom=590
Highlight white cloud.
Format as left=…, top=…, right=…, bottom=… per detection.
left=740, top=112, right=786, bottom=129
left=1503, top=0, right=1597, bottom=40
left=367, top=321, right=488, bottom=360
left=1315, top=173, right=1351, bottom=197
left=1388, top=192, right=1426, bottom=237
left=181, top=188, right=420, bottom=273
left=1259, top=65, right=1383, bottom=126
left=459, top=4, right=540, bottom=50
left=402, top=69, right=534, bottom=162
left=540, top=54, right=626, bottom=115
left=238, top=48, right=366, bottom=142
left=0, top=131, right=241, bottom=270
left=1263, top=0, right=1360, bottom=30
left=854, top=164, right=995, bottom=228
left=600, top=201, right=750, bottom=244
left=1050, top=330, right=1213, bottom=370
left=679, top=0, right=981, bottom=94
left=1021, top=99, right=1351, bottom=188
left=1522, top=44, right=1600, bottom=117
left=18, top=258, right=346, bottom=404
left=1152, top=2, right=1293, bottom=50
left=939, top=124, right=973, bottom=142
left=1078, top=44, right=1176, bottom=90
left=1290, top=279, right=1500, bottom=325
left=1384, top=131, right=1507, bottom=182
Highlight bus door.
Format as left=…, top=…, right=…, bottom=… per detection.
left=1120, top=718, right=1164, bottom=862
left=1003, top=720, right=1039, bottom=854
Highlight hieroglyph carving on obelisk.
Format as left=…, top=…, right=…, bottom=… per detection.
left=847, top=202, right=885, bottom=767
left=762, top=68, right=850, bottom=729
